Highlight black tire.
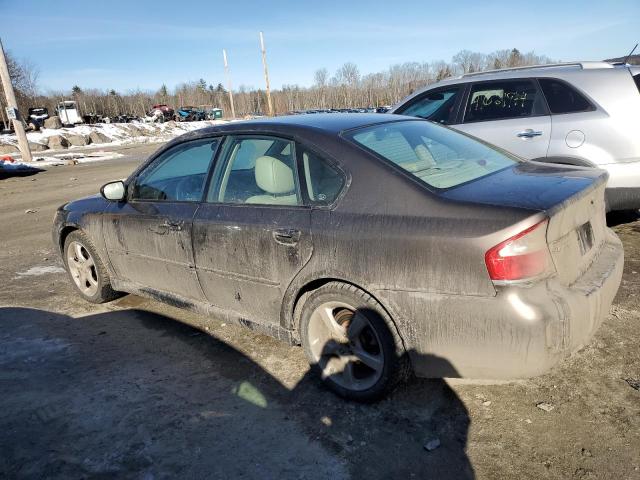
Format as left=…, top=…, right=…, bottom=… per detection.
left=298, top=281, right=411, bottom=402
left=63, top=230, right=122, bottom=304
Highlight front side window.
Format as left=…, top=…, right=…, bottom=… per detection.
left=132, top=138, right=219, bottom=202
left=346, top=120, right=517, bottom=189
left=209, top=136, right=301, bottom=206
left=397, top=87, right=461, bottom=125
left=299, top=146, right=345, bottom=205
left=539, top=78, right=594, bottom=114
left=464, top=79, right=543, bottom=123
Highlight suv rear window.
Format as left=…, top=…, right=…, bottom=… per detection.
left=463, top=79, right=544, bottom=123
left=346, top=120, right=517, bottom=189
left=539, top=78, right=594, bottom=114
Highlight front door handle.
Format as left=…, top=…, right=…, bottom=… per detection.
left=162, top=220, right=183, bottom=231
left=273, top=228, right=301, bottom=245
left=517, top=129, right=543, bottom=139
left=150, top=220, right=183, bottom=235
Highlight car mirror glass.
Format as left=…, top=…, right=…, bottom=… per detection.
left=101, top=181, right=126, bottom=201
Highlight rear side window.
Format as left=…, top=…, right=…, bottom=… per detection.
left=208, top=136, right=301, bottom=206
left=464, top=79, right=544, bottom=123
left=299, top=147, right=345, bottom=205
left=634, top=74, right=640, bottom=94
left=396, top=87, right=461, bottom=125
left=347, top=120, right=517, bottom=189
left=539, top=78, right=594, bottom=114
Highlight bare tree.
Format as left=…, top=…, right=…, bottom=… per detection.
left=7, top=47, right=557, bottom=119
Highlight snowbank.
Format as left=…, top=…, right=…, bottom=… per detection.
left=1, top=151, right=125, bottom=171
left=0, top=120, right=229, bottom=156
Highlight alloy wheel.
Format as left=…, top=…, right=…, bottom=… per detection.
left=66, top=241, right=99, bottom=297
left=307, top=301, right=385, bottom=391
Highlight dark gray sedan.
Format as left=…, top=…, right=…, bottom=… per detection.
left=53, top=114, right=623, bottom=401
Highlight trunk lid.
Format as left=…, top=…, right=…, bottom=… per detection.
left=441, top=161, right=609, bottom=285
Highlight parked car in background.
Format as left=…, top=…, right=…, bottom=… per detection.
left=56, top=100, right=83, bottom=126
left=53, top=114, right=623, bottom=401
left=175, top=106, right=205, bottom=122
left=82, top=113, right=105, bottom=124
left=27, top=107, right=49, bottom=130
left=392, top=62, right=640, bottom=211
left=198, top=106, right=224, bottom=120
left=148, top=104, right=175, bottom=123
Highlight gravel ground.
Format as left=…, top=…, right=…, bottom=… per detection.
left=1, top=143, right=638, bottom=479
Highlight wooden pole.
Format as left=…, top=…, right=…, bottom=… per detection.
left=259, top=32, right=273, bottom=116
left=222, top=49, right=235, bottom=119
left=0, top=38, right=32, bottom=162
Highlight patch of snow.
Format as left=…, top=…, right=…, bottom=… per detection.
left=0, top=119, right=230, bottom=156
left=15, top=265, right=65, bottom=278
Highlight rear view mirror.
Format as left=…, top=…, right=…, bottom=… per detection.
left=101, top=180, right=126, bottom=201
left=427, top=92, right=445, bottom=101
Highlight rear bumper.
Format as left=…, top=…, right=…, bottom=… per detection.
left=375, top=231, right=624, bottom=379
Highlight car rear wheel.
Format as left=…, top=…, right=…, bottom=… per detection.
left=64, top=231, right=121, bottom=303
left=299, top=282, right=410, bottom=401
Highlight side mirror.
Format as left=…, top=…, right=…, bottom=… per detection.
left=100, top=180, right=126, bottom=201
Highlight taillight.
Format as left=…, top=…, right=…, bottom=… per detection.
left=485, top=220, right=554, bottom=282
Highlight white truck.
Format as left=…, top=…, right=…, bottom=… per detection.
left=56, top=101, right=83, bottom=126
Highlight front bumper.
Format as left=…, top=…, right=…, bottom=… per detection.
left=375, top=231, right=624, bottom=379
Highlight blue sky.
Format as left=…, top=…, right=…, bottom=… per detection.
left=1, top=0, right=638, bottom=93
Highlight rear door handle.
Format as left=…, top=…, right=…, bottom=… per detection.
left=273, top=228, right=301, bottom=245
left=517, top=129, right=543, bottom=138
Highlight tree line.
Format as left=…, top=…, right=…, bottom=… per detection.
left=2, top=48, right=553, bottom=123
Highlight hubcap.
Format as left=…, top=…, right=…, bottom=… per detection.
left=66, top=241, right=99, bottom=297
left=307, top=301, right=384, bottom=391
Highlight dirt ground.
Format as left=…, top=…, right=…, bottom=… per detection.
left=1, top=142, right=638, bottom=479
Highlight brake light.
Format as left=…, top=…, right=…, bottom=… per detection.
left=485, top=220, right=553, bottom=282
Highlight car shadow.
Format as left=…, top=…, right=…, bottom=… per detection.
left=0, top=166, right=44, bottom=179
left=0, top=306, right=474, bottom=479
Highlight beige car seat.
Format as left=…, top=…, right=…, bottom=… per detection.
left=245, top=156, right=298, bottom=205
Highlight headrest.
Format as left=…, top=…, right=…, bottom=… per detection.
left=254, top=156, right=295, bottom=195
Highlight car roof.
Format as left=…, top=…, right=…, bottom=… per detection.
left=194, top=113, right=409, bottom=136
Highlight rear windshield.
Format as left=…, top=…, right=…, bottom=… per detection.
left=345, top=120, right=517, bottom=189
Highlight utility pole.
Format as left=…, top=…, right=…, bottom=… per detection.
left=0, top=38, right=32, bottom=162
left=259, top=32, right=273, bottom=116
left=222, top=49, right=235, bottom=119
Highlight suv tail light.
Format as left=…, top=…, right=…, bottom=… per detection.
left=485, top=220, right=554, bottom=282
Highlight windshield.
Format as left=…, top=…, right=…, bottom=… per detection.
left=345, top=120, right=518, bottom=189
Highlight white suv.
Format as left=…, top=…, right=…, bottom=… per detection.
left=391, top=62, right=640, bottom=211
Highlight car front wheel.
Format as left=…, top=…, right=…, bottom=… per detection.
left=63, top=230, right=121, bottom=303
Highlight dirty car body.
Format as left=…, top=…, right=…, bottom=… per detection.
left=53, top=114, right=623, bottom=391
